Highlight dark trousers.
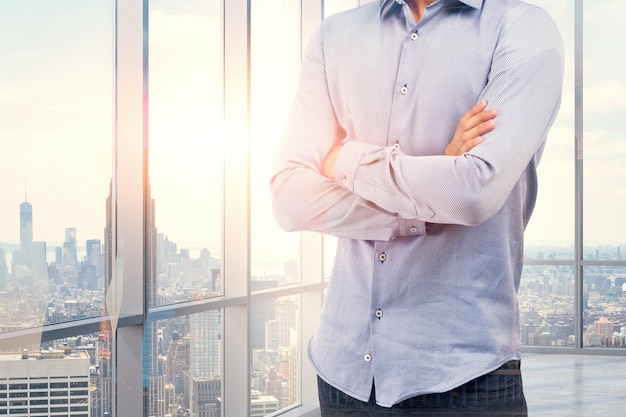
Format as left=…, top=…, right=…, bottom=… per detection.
left=318, top=361, right=527, bottom=416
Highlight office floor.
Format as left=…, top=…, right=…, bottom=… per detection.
left=522, top=353, right=626, bottom=416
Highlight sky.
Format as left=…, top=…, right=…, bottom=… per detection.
left=1, top=0, right=625, bottom=274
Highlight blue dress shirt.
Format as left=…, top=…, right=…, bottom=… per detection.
left=270, top=0, right=563, bottom=407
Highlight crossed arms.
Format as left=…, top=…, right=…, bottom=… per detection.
left=270, top=7, right=564, bottom=241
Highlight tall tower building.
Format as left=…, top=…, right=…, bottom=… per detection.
left=104, top=181, right=113, bottom=293
left=97, top=321, right=113, bottom=416
left=187, top=307, right=222, bottom=416
left=0, top=248, right=8, bottom=290
left=86, top=239, right=102, bottom=282
left=19, top=199, right=33, bottom=268
left=276, top=298, right=297, bottom=349
left=594, top=317, right=615, bottom=346
left=63, top=227, right=78, bottom=269
left=144, top=194, right=170, bottom=417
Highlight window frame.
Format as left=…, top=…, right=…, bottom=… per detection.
left=1, top=2, right=625, bottom=417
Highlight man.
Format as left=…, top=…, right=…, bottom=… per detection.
left=270, top=0, right=563, bottom=415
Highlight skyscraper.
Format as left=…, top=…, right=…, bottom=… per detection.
left=0, top=248, right=8, bottom=290
left=104, top=181, right=113, bottom=293
left=86, top=239, right=103, bottom=284
left=63, top=227, right=78, bottom=269
left=144, top=194, right=171, bottom=417
left=19, top=199, right=33, bottom=268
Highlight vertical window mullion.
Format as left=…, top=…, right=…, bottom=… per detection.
left=223, top=0, right=251, bottom=416
left=113, top=0, right=147, bottom=416
left=574, top=0, right=584, bottom=350
left=299, top=0, right=325, bottom=410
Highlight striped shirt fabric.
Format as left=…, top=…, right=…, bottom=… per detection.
left=270, top=0, right=563, bottom=407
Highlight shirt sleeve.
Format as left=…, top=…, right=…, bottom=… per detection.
left=269, top=24, right=427, bottom=241
left=333, top=6, right=564, bottom=226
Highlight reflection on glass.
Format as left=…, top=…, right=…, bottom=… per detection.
left=250, top=0, right=301, bottom=286
left=583, top=266, right=626, bottom=348
left=519, top=264, right=574, bottom=347
left=148, top=0, right=224, bottom=305
left=0, top=1, right=113, bottom=332
left=250, top=295, right=301, bottom=415
left=146, top=310, right=223, bottom=416
left=583, top=1, right=626, bottom=254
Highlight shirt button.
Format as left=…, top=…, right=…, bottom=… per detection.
left=375, top=309, right=383, bottom=319
left=364, top=354, right=372, bottom=362
left=393, top=143, right=401, bottom=150
left=395, top=0, right=403, bottom=4
left=411, top=32, right=418, bottom=41
left=378, top=253, right=387, bottom=262
left=409, top=226, right=418, bottom=233
left=342, top=178, right=348, bottom=186
left=400, top=85, right=408, bottom=95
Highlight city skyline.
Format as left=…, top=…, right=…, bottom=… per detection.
left=1, top=1, right=625, bottom=253
left=0, top=177, right=623, bottom=417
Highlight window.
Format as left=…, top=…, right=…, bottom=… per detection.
left=0, top=0, right=113, bottom=331
left=148, top=0, right=224, bottom=307
left=581, top=0, right=626, bottom=348
left=0, top=2, right=624, bottom=417
left=521, top=0, right=626, bottom=350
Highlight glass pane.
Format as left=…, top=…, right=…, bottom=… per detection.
left=0, top=1, right=113, bottom=331
left=148, top=0, right=224, bottom=305
left=324, top=0, right=361, bottom=17
left=250, top=295, right=301, bottom=415
left=583, top=2, right=626, bottom=255
left=146, top=310, right=223, bottom=416
left=583, top=265, right=626, bottom=348
left=523, top=0, right=575, bottom=258
left=251, top=1, right=301, bottom=286
left=519, top=264, right=575, bottom=347
left=324, top=236, right=338, bottom=281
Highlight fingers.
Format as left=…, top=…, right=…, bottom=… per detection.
left=459, top=137, right=484, bottom=154
left=446, top=102, right=498, bottom=156
left=460, top=101, right=497, bottom=131
left=466, top=118, right=496, bottom=139
left=459, top=102, right=497, bottom=147
left=463, top=100, right=489, bottom=120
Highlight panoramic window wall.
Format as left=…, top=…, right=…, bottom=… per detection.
left=1, top=1, right=625, bottom=417
left=521, top=0, right=626, bottom=352
left=0, top=1, right=116, bottom=416
left=580, top=0, right=626, bottom=349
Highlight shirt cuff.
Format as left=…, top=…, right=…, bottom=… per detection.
left=398, top=217, right=428, bottom=237
left=333, top=141, right=376, bottom=191
left=334, top=141, right=428, bottom=238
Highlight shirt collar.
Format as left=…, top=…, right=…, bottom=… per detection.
left=379, top=0, right=484, bottom=19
